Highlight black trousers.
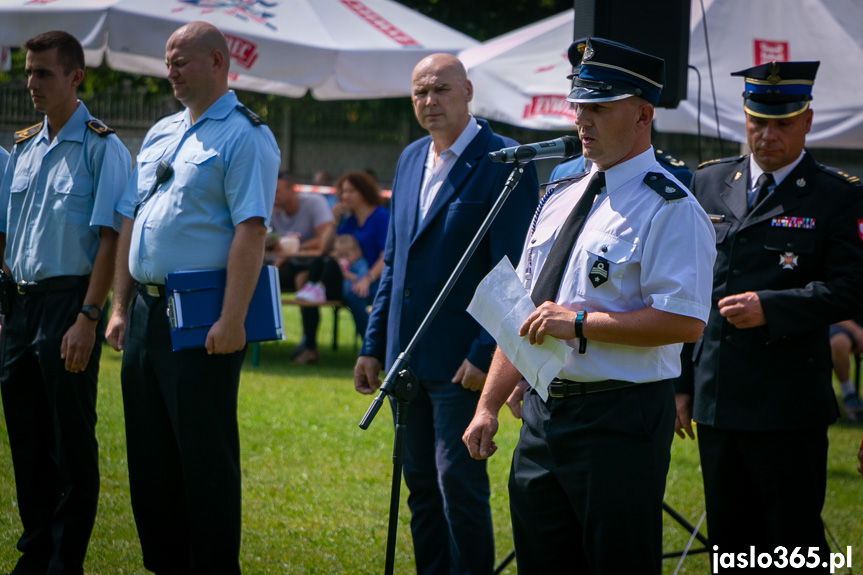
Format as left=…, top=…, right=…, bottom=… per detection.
left=0, top=280, right=100, bottom=575
left=698, top=424, right=830, bottom=574
left=509, top=380, right=675, bottom=575
left=278, top=258, right=344, bottom=350
left=121, top=289, right=245, bottom=575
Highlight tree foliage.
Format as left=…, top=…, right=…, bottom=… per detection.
left=395, top=0, right=571, bottom=42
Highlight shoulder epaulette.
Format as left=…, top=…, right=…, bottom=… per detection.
left=697, top=155, right=745, bottom=170
left=86, top=120, right=115, bottom=137
left=644, top=172, right=687, bottom=201
left=818, top=164, right=862, bottom=187
left=235, top=105, right=264, bottom=126
left=14, top=123, right=42, bottom=145
left=655, top=149, right=689, bottom=170
left=541, top=170, right=590, bottom=191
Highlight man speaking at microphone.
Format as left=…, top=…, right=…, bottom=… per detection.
left=353, top=53, right=537, bottom=574
left=463, top=38, right=715, bottom=573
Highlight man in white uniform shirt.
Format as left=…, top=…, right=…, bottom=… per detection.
left=463, top=38, right=716, bottom=574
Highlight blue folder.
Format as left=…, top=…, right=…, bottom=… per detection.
left=165, top=266, right=285, bottom=351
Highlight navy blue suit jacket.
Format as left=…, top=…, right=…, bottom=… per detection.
left=361, top=119, right=539, bottom=381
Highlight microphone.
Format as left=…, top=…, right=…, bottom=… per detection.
left=488, top=136, right=580, bottom=164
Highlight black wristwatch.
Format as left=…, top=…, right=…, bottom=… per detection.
left=574, top=310, right=588, bottom=354
left=80, top=305, right=102, bottom=322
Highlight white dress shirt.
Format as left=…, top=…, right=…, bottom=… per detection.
left=516, top=147, right=716, bottom=383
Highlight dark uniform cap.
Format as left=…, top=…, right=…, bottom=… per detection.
left=731, top=61, right=820, bottom=119
left=566, top=37, right=665, bottom=106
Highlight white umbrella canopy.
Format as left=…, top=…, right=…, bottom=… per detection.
left=459, top=9, right=575, bottom=131
left=460, top=1, right=863, bottom=148
left=0, top=0, right=479, bottom=100
left=653, top=0, right=863, bottom=149
left=0, top=0, right=115, bottom=66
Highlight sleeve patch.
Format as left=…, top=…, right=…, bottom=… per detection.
left=644, top=172, right=687, bottom=200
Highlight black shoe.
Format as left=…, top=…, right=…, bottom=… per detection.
left=289, top=344, right=306, bottom=360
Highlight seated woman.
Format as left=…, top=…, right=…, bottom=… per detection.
left=293, top=171, right=389, bottom=364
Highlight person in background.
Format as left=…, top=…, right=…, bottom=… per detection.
left=106, top=21, right=279, bottom=574
left=829, top=319, right=863, bottom=423
left=858, top=436, right=863, bottom=477
left=333, top=234, right=368, bottom=298
left=268, top=169, right=334, bottom=361
left=312, top=170, right=331, bottom=187
left=0, top=30, right=131, bottom=574
left=463, top=38, right=714, bottom=574
left=354, top=53, right=538, bottom=575
left=270, top=170, right=333, bottom=286
left=294, top=170, right=388, bottom=364
left=674, top=61, right=863, bottom=571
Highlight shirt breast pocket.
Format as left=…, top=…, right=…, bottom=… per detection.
left=8, top=171, right=30, bottom=217
left=576, top=232, right=636, bottom=302
left=51, top=173, right=93, bottom=225
left=764, top=227, right=816, bottom=255
left=176, top=148, right=222, bottom=191
left=526, top=225, right=558, bottom=286
left=764, top=228, right=817, bottom=274
left=135, top=147, right=167, bottom=199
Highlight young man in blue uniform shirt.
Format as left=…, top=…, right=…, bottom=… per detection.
left=674, top=61, right=863, bottom=572
left=353, top=53, right=538, bottom=575
left=464, top=38, right=715, bottom=574
left=0, top=30, right=131, bottom=575
left=106, top=22, right=279, bottom=575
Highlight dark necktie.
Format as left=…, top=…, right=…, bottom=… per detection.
left=530, top=171, right=605, bottom=306
left=751, top=172, right=774, bottom=211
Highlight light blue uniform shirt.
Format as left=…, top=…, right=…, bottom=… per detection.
left=0, top=102, right=131, bottom=282
left=119, top=91, right=279, bottom=285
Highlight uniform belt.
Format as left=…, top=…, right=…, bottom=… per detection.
left=137, top=283, right=166, bottom=297
left=547, top=378, right=639, bottom=398
left=16, top=275, right=88, bottom=295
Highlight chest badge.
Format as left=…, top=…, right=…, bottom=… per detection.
left=796, top=178, right=806, bottom=188
left=588, top=256, right=610, bottom=287
left=779, top=252, right=799, bottom=270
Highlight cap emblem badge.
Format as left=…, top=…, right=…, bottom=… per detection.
left=767, top=62, right=781, bottom=84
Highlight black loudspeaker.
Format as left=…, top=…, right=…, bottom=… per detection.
left=572, top=0, right=690, bottom=109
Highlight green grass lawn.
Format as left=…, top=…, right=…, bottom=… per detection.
left=0, top=308, right=860, bottom=574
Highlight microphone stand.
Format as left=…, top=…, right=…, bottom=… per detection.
left=359, top=163, right=526, bottom=575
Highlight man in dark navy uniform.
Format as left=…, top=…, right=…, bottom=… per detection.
left=675, top=61, right=863, bottom=571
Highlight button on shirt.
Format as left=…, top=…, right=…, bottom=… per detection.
left=118, top=91, right=280, bottom=285
left=418, top=115, right=481, bottom=221
left=0, top=102, right=131, bottom=282
left=516, top=147, right=716, bottom=383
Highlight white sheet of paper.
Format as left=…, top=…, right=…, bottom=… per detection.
left=467, top=257, right=569, bottom=401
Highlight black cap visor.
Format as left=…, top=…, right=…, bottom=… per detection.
left=743, top=97, right=811, bottom=119
left=566, top=78, right=641, bottom=104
